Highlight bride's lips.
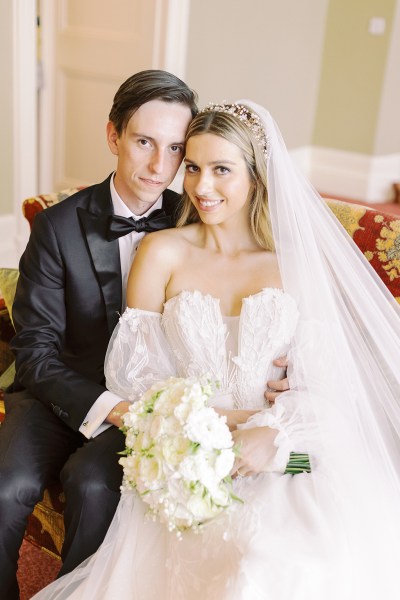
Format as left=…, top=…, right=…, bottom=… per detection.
left=196, top=197, right=224, bottom=211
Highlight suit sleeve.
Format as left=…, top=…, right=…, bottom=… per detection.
left=11, top=210, right=107, bottom=431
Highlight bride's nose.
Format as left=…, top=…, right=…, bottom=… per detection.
left=194, top=171, right=214, bottom=196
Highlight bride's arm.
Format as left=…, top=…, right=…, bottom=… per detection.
left=232, top=427, right=280, bottom=477
left=104, top=231, right=179, bottom=413
left=126, top=230, right=177, bottom=312
left=214, top=408, right=259, bottom=431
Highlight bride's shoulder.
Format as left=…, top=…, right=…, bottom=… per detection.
left=138, top=226, right=195, bottom=262
left=138, top=225, right=198, bottom=257
left=259, top=251, right=282, bottom=289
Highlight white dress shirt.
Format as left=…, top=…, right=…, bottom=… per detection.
left=79, top=175, right=163, bottom=438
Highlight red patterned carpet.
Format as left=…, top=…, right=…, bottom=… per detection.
left=18, top=540, right=60, bottom=599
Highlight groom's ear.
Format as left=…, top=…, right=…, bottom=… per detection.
left=107, top=121, right=120, bottom=156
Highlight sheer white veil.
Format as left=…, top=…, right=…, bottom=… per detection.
left=239, top=100, right=400, bottom=593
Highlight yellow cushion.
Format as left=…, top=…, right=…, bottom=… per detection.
left=0, top=268, right=18, bottom=389
left=0, top=268, right=19, bottom=326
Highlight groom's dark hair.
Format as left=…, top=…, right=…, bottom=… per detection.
left=109, top=69, right=198, bottom=135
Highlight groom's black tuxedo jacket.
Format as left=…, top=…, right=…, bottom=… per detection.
left=11, top=174, right=180, bottom=431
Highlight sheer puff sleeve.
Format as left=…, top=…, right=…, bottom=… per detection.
left=104, top=308, right=176, bottom=403
left=237, top=391, right=314, bottom=473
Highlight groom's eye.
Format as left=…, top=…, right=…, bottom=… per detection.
left=170, top=145, right=184, bottom=154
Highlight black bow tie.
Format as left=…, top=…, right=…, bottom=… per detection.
left=107, top=209, right=172, bottom=241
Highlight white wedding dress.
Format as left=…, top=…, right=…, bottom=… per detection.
left=33, top=289, right=382, bottom=599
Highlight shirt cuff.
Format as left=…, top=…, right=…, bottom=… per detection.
left=79, top=390, right=125, bottom=439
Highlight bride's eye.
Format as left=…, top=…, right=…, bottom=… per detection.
left=185, top=164, right=199, bottom=173
left=215, top=166, right=230, bottom=175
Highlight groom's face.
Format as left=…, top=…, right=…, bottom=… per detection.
left=107, top=99, right=192, bottom=215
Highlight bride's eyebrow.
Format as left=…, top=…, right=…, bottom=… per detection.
left=184, top=158, right=237, bottom=165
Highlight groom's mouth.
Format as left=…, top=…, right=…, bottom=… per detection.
left=140, top=178, right=164, bottom=187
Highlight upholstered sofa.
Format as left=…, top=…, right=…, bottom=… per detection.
left=0, top=189, right=399, bottom=559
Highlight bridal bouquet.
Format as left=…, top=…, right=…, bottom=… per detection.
left=119, top=376, right=239, bottom=535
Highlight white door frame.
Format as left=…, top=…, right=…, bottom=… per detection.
left=8, top=0, right=37, bottom=265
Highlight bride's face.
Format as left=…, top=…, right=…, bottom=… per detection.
left=183, top=133, right=252, bottom=225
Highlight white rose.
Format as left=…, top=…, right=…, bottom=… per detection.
left=186, top=492, right=216, bottom=521
left=185, top=407, right=233, bottom=451
left=138, top=415, right=154, bottom=436
left=139, top=456, right=162, bottom=485
left=182, top=381, right=208, bottom=409
left=178, top=455, right=198, bottom=481
left=214, top=449, right=235, bottom=479
left=124, top=430, right=137, bottom=449
left=163, top=415, right=181, bottom=437
left=161, top=436, right=191, bottom=467
left=179, top=452, right=220, bottom=492
left=174, top=400, right=192, bottom=424
left=119, top=455, right=140, bottom=485
left=122, top=409, right=139, bottom=429
left=211, top=484, right=231, bottom=508
left=133, top=431, right=153, bottom=455
left=150, top=415, right=165, bottom=439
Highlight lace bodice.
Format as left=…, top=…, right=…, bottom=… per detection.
left=105, top=288, right=298, bottom=410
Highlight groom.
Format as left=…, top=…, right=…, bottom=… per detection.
left=0, top=70, right=196, bottom=599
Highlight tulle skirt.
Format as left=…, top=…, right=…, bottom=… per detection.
left=32, top=464, right=396, bottom=600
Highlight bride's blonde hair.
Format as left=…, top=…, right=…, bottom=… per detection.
left=177, top=107, right=274, bottom=251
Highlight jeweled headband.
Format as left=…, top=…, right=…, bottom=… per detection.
left=199, top=102, right=270, bottom=157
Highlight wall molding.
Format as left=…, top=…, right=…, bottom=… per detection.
left=290, top=146, right=400, bottom=203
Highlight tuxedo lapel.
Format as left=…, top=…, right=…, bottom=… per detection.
left=77, top=184, right=180, bottom=335
left=77, top=186, right=122, bottom=335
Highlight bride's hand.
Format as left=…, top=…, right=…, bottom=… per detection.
left=231, top=427, right=278, bottom=477
left=214, top=408, right=259, bottom=431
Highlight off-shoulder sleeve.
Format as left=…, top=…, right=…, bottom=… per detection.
left=104, top=308, right=176, bottom=402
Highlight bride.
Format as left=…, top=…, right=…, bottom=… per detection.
left=33, top=101, right=400, bottom=599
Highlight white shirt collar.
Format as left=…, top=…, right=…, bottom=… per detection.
left=110, top=173, right=163, bottom=219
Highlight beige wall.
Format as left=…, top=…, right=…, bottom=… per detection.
left=375, top=0, right=400, bottom=154
left=313, top=0, right=397, bottom=154
left=185, top=0, right=329, bottom=149
left=0, top=0, right=14, bottom=215
left=1, top=0, right=399, bottom=224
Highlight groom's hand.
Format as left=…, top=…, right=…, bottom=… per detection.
left=265, top=356, right=289, bottom=404
left=106, top=401, right=131, bottom=428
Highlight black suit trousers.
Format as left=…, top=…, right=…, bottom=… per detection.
left=0, top=390, right=124, bottom=599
